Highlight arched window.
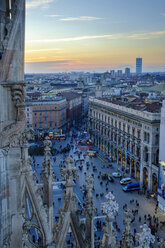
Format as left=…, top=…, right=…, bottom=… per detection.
left=143, top=146, right=148, bottom=162
left=155, top=149, right=159, bottom=165
left=155, top=134, right=159, bottom=145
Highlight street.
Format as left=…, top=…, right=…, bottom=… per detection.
left=31, top=132, right=165, bottom=247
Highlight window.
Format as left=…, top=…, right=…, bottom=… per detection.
left=155, top=134, right=159, bottom=145
left=132, top=128, right=135, bottom=136
left=143, top=146, right=148, bottom=162
left=137, top=130, right=141, bottom=139
left=115, top=120, right=117, bottom=127
left=123, top=123, right=125, bottom=132
left=127, top=125, right=130, bottom=134
left=144, top=132, right=150, bottom=143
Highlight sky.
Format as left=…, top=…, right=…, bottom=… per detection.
left=25, top=0, right=165, bottom=73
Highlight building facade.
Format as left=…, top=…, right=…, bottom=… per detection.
left=60, top=91, right=82, bottom=127
left=158, top=100, right=165, bottom=211
left=82, top=93, right=89, bottom=116
left=26, top=97, right=67, bottom=132
left=125, top=67, right=130, bottom=77
left=88, top=97, right=160, bottom=192
left=136, top=58, right=142, bottom=74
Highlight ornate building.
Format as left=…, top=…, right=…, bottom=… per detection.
left=88, top=97, right=160, bottom=192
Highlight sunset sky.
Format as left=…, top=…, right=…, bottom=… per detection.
left=25, top=0, right=165, bottom=73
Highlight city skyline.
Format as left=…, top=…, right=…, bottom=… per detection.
left=25, top=0, right=165, bottom=73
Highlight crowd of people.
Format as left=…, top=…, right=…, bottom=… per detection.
left=31, top=128, right=165, bottom=247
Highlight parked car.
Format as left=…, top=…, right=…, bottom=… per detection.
left=123, top=182, right=140, bottom=192
left=120, top=178, right=132, bottom=185
left=112, top=172, right=122, bottom=178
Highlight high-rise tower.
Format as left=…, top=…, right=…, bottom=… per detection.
left=136, top=58, right=142, bottom=74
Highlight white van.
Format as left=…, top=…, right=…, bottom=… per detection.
left=120, top=178, right=132, bottom=185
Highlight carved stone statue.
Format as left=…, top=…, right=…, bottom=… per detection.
left=136, top=224, right=155, bottom=248
left=84, top=175, right=95, bottom=248
left=121, top=209, right=134, bottom=248
left=101, top=192, right=119, bottom=248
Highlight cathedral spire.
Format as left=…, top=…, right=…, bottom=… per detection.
left=41, top=136, right=54, bottom=234
left=101, top=192, right=119, bottom=248
left=136, top=224, right=155, bottom=248
left=54, top=156, right=84, bottom=248
left=84, top=175, right=95, bottom=248
left=61, top=156, right=78, bottom=197
left=121, top=209, right=134, bottom=248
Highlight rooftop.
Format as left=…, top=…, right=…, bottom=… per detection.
left=89, top=96, right=161, bottom=122
left=26, top=96, right=65, bottom=103
left=60, top=91, right=81, bottom=100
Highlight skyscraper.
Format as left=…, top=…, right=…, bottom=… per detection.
left=125, top=67, right=130, bottom=77
left=136, top=58, right=142, bottom=74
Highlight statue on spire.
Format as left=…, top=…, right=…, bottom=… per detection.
left=121, top=209, right=134, bottom=248
left=101, top=192, right=119, bottom=248
left=61, top=156, right=78, bottom=196
left=136, top=224, right=155, bottom=248
left=84, top=175, right=95, bottom=248
left=41, top=136, right=54, bottom=234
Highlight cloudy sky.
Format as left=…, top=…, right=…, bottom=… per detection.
left=25, top=0, right=165, bottom=73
